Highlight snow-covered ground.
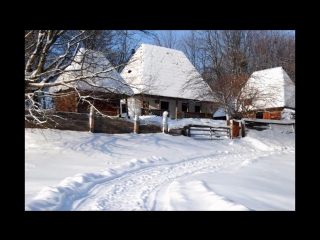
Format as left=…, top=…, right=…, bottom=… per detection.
left=25, top=114, right=295, bottom=211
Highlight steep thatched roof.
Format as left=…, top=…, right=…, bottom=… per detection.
left=120, top=44, right=214, bottom=101
left=48, top=48, right=134, bottom=96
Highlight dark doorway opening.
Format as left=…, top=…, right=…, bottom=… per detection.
left=121, top=104, right=127, bottom=113
left=182, top=103, right=188, bottom=111
left=161, top=101, right=169, bottom=110
left=256, top=112, right=263, bottom=119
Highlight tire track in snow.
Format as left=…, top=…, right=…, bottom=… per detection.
left=69, top=148, right=285, bottom=211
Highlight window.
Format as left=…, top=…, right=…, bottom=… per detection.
left=182, top=103, right=188, bottom=111
left=161, top=101, right=169, bottom=110
left=256, top=112, right=263, bottom=119
left=143, top=101, right=149, bottom=108
left=195, top=106, right=200, bottom=113
left=121, top=104, right=127, bottom=113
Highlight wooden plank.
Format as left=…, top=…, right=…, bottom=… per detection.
left=232, top=121, right=239, bottom=138
left=189, top=124, right=212, bottom=128
left=241, top=121, right=246, bottom=137
left=263, top=112, right=270, bottom=119
left=189, top=124, right=230, bottom=129
left=182, top=124, right=232, bottom=139
left=270, top=111, right=281, bottom=120
left=242, top=118, right=295, bottom=125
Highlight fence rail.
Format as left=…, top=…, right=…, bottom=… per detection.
left=141, top=109, right=212, bottom=119
left=141, top=108, right=170, bottom=117
left=182, top=112, right=212, bottom=119
left=25, top=110, right=162, bottom=134
left=184, top=124, right=231, bottom=140
left=242, top=118, right=295, bottom=133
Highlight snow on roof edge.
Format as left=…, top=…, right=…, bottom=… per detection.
left=120, top=43, right=214, bottom=101
left=48, top=48, right=134, bottom=96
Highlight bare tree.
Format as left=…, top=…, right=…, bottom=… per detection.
left=25, top=30, right=153, bottom=127
left=237, top=70, right=286, bottom=118
left=179, top=30, right=204, bottom=73
left=248, top=30, right=295, bottom=83
left=107, top=30, right=156, bottom=72
left=179, top=30, right=295, bottom=119
left=151, top=30, right=182, bottom=50
left=189, top=30, right=246, bottom=119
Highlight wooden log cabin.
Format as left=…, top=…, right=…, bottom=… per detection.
left=119, top=44, right=216, bottom=119
left=48, top=48, right=134, bottom=116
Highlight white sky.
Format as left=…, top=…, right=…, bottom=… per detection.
left=25, top=111, right=295, bottom=211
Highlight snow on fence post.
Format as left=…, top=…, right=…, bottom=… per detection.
left=238, top=120, right=245, bottom=138
left=89, top=106, right=95, bottom=133
left=234, top=120, right=242, bottom=138
left=134, top=108, right=140, bottom=134
left=162, top=111, right=168, bottom=133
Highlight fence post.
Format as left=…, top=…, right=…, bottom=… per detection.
left=89, top=106, right=95, bottom=133
left=134, top=108, right=140, bottom=134
left=227, top=120, right=232, bottom=139
left=237, top=120, right=241, bottom=138
left=162, top=111, right=168, bottom=133
left=241, top=120, right=246, bottom=137
left=232, top=120, right=239, bottom=139
left=186, top=125, right=191, bottom=137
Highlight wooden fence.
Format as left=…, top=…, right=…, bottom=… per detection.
left=184, top=124, right=231, bottom=140
left=242, top=118, right=295, bottom=133
left=181, top=112, right=212, bottom=119
left=25, top=110, right=162, bottom=134
left=183, top=120, right=245, bottom=140
left=182, top=119, right=295, bottom=140
left=25, top=110, right=293, bottom=137
left=141, top=108, right=170, bottom=118
left=140, top=108, right=212, bottom=119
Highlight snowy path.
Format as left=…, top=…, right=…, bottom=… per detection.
left=25, top=120, right=295, bottom=211
left=25, top=127, right=295, bottom=211
left=65, top=149, right=281, bottom=211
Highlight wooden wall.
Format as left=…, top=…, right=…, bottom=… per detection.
left=53, top=90, right=120, bottom=116
left=25, top=111, right=161, bottom=134
left=243, top=109, right=283, bottom=120
left=54, top=92, right=78, bottom=112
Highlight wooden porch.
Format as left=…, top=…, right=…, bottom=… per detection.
left=141, top=108, right=170, bottom=117
left=141, top=108, right=212, bottom=119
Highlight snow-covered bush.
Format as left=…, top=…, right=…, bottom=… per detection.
left=281, top=108, right=295, bottom=120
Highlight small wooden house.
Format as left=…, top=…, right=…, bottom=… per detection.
left=210, top=67, right=295, bottom=120
left=119, top=44, right=216, bottom=119
left=240, top=67, right=295, bottom=120
left=48, top=48, right=134, bottom=116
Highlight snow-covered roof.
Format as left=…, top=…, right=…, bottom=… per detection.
left=120, top=44, right=214, bottom=101
left=48, top=48, right=134, bottom=96
left=243, top=67, right=295, bottom=109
